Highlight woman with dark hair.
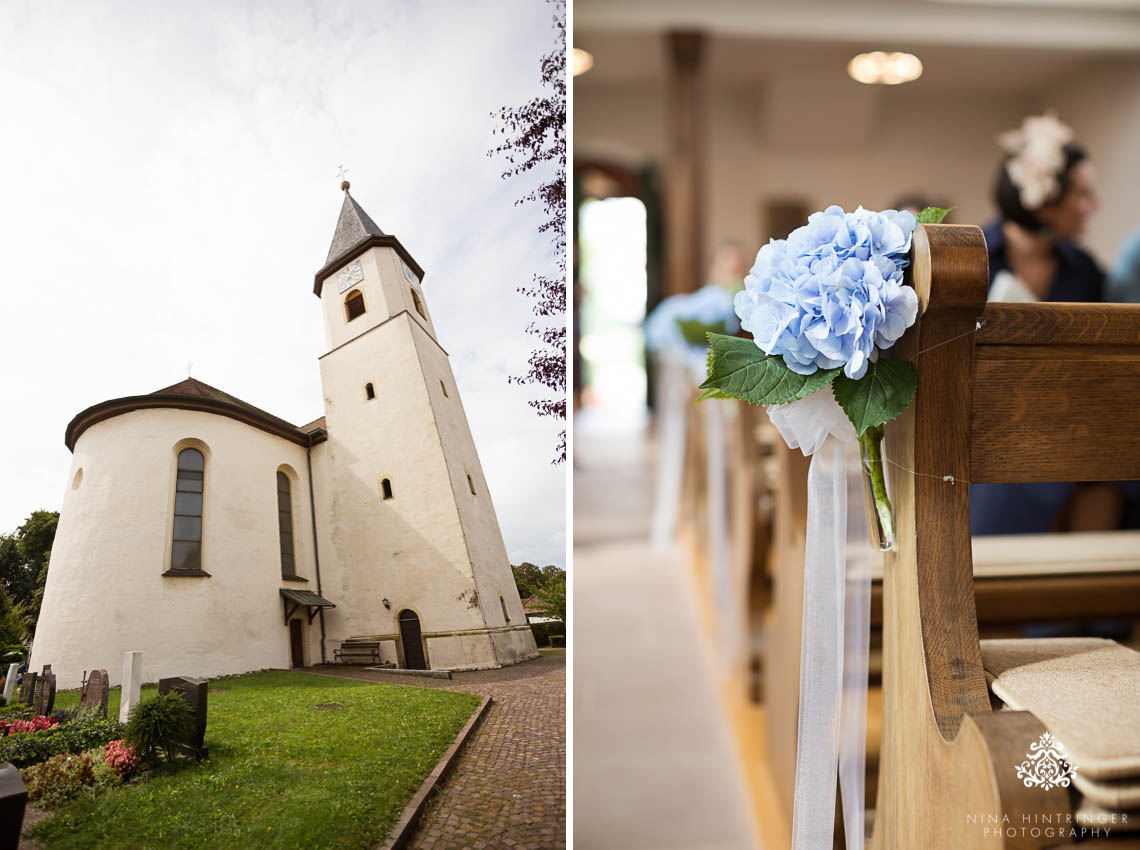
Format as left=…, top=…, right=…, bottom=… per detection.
left=985, top=113, right=1103, bottom=303
left=973, top=113, right=1138, bottom=535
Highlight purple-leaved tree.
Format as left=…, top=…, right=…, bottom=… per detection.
left=489, top=0, right=566, bottom=463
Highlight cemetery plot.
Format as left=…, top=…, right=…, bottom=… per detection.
left=29, top=670, right=480, bottom=850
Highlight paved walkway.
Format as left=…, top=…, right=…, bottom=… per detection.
left=574, top=418, right=759, bottom=850
left=311, top=651, right=565, bottom=850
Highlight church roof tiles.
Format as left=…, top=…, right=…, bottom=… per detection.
left=65, top=377, right=326, bottom=451
left=325, top=190, right=387, bottom=268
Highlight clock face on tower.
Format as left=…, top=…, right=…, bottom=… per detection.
left=401, top=261, right=419, bottom=286
left=334, top=259, right=364, bottom=293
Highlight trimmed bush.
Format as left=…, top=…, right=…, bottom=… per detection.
left=126, top=692, right=193, bottom=763
left=0, top=709, right=125, bottom=767
left=529, top=620, right=564, bottom=648
left=549, top=635, right=564, bottom=648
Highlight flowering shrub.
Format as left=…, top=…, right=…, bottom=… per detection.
left=105, top=739, right=140, bottom=778
left=734, top=205, right=918, bottom=380
left=0, top=709, right=125, bottom=767
left=4, top=715, right=59, bottom=736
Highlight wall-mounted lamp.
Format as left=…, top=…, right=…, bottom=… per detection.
left=382, top=598, right=391, bottom=610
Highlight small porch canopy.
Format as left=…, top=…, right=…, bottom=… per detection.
left=280, top=588, right=335, bottom=625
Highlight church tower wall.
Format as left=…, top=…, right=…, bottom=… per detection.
left=313, top=193, right=537, bottom=669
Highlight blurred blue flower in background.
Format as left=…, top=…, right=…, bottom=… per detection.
left=645, top=284, right=740, bottom=354
left=734, top=205, right=919, bottom=379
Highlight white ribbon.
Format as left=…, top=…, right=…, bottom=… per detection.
left=703, top=395, right=739, bottom=669
left=772, top=394, right=871, bottom=850
left=651, top=351, right=704, bottom=549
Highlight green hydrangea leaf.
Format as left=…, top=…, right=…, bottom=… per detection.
left=916, top=206, right=954, bottom=225
left=700, top=333, right=840, bottom=406
left=676, top=318, right=727, bottom=347
left=696, top=387, right=733, bottom=402
left=832, top=358, right=918, bottom=437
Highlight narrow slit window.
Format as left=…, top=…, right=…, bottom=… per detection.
left=171, top=448, right=205, bottom=571
left=277, top=471, right=296, bottom=578
left=345, top=289, right=366, bottom=321
left=440, top=380, right=448, bottom=398
left=410, top=288, right=426, bottom=319
left=500, top=594, right=510, bottom=624
left=467, top=473, right=476, bottom=496
left=365, top=382, right=375, bottom=400
left=381, top=478, right=393, bottom=500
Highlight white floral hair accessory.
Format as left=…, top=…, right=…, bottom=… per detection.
left=998, top=112, right=1074, bottom=210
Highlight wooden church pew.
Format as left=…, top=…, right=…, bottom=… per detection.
left=872, top=223, right=1140, bottom=848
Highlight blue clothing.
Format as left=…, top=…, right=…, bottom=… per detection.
left=1107, top=229, right=1140, bottom=303
left=971, top=221, right=1140, bottom=534
left=983, top=219, right=1105, bottom=303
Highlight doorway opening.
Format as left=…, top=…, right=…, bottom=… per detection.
left=398, top=610, right=427, bottom=670
left=289, top=619, right=305, bottom=668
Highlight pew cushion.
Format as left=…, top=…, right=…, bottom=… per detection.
left=980, top=637, right=1140, bottom=780
left=1073, top=772, right=1140, bottom=810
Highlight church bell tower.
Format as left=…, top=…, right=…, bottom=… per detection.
left=308, top=182, right=537, bottom=670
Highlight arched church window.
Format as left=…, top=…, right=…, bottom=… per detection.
left=345, top=289, right=366, bottom=321
left=170, top=448, right=205, bottom=572
left=467, top=473, right=476, bottom=496
left=365, top=382, right=375, bottom=400
left=381, top=478, right=393, bottom=500
left=440, top=380, right=448, bottom=398
left=410, top=288, right=426, bottom=319
left=277, top=471, right=296, bottom=578
left=500, top=594, right=510, bottom=624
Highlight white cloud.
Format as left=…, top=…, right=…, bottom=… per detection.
left=0, top=0, right=566, bottom=568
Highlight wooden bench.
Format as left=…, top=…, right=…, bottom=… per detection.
left=333, top=640, right=382, bottom=665
left=872, top=223, right=1140, bottom=847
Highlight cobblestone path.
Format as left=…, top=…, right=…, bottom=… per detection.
left=311, top=650, right=566, bottom=850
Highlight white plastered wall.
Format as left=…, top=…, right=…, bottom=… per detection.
left=31, top=409, right=320, bottom=689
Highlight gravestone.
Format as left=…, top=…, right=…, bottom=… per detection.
left=119, top=652, right=142, bottom=723
left=17, top=672, right=36, bottom=707
left=158, top=676, right=209, bottom=759
left=1, top=664, right=17, bottom=703
left=32, top=670, right=55, bottom=717
left=0, top=762, right=27, bottom=847
left=80, top=669, right=109, bottom=717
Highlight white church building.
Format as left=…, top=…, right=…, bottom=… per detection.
left=32, top=185, right=539, bottom=688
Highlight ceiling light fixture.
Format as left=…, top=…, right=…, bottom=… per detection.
left=572, top=48, right=594, bottom=77
left=848, top=51, right=923, bottom=85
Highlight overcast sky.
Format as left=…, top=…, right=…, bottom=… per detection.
left=0, top=0, right=566, bottom=569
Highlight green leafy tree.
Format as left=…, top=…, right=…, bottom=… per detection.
left=535, top=571, right=565, bottom=624
left=511, top=562, right=546, bottom=600
left=0, top=511, right=60, bottom=636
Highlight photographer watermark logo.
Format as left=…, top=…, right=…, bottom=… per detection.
left=1016, top=732, right=1078, bottom=790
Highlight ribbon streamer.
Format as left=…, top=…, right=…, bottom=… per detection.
left=774, top=394, right=871, bottom=850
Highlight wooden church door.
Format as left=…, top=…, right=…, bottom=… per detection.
left=399, top=610, right=426, bottom=670
left=289, top=620, right=304, bottom=668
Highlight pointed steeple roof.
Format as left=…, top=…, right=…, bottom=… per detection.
left=326, top=185, right=387, bottom=268
left=313, top=182, right=424, bottom=296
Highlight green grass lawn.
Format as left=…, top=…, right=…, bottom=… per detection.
left=33, top=670, right=480, bottom=850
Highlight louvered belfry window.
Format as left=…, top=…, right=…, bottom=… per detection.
left=278, top=471, right=296, bottom=578
left=171, top=448, right=205, bottom=571
left=345, top=289, right=366, bottom=321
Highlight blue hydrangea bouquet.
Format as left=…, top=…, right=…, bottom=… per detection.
left=700, top=205, right=948, bottom=547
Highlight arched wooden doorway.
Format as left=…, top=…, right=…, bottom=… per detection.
left=398, top=610, right=427, bottom=670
